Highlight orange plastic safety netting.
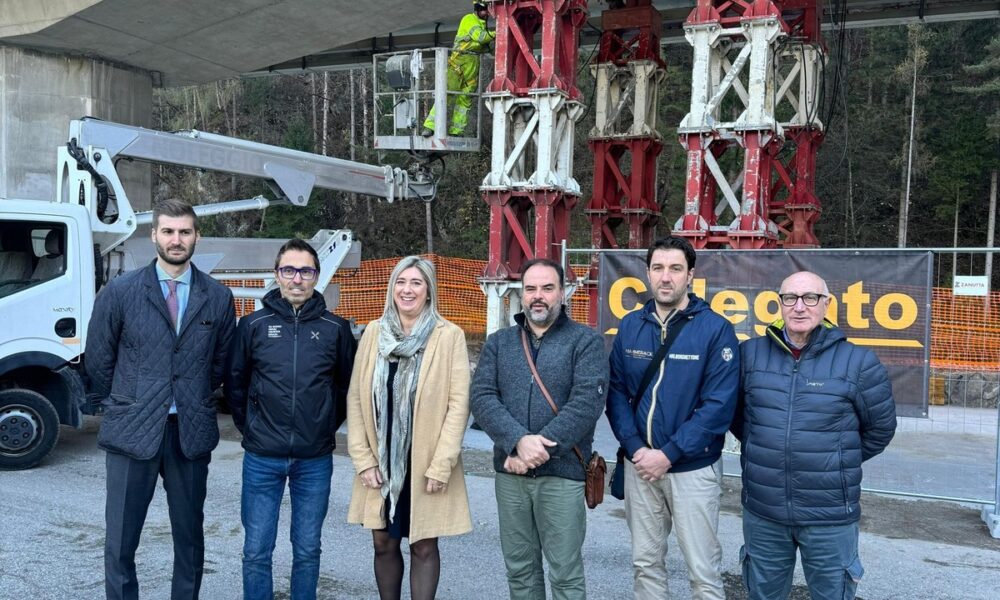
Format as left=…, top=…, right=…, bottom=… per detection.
left=929, top=289, right=1000, bottom=371
left=330, top=255, right=487, bottom=331
left=329, top=256, right=590, bottom=330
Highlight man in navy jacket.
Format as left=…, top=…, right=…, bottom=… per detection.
left=86, top=199, right=236, bottom=600
left=607, top=236, right=740, bottom=600
left=225, top=238, right=356, bottom=600
left=732, top=271, right=895, bottom=600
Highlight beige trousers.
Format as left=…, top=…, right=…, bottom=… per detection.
left=624, top=459, right=725, bottom=600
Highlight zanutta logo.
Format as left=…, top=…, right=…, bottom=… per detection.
left=953, top=276, right=989, bottom=297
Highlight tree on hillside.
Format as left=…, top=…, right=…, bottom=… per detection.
left=957, top=35, right=1000, bottom=139
left=954, top=32, right=1000, bottom=285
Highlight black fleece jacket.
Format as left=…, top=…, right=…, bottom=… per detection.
left=225, top=289, right=356, bottom=458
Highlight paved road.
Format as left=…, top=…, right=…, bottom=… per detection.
left=3, top=416, right=999, bottom=599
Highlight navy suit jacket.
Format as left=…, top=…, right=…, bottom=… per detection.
left=86, top=260, right=236, bottom=460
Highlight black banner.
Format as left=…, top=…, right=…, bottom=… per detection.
left=598, top=250, right=932, bottom=417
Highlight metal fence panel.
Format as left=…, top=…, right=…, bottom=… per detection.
left=578, top=247, right=999, bottom=509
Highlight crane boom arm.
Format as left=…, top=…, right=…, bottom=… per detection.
left=67, top=119, right=413, bottom=204
left=57, top=117, right=433, bottom=255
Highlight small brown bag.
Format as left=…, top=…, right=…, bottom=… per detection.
left=582, top=451, right=607, bottom=509
left=520, top=329, right=606, bottom=509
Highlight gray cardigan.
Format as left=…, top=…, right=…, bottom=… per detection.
left=470, top=309, right=608, bottom=481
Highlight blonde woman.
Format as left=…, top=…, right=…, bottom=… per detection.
left=347, top=256, right=472, bottom=600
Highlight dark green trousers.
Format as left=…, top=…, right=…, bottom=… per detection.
left=495, top=473, right=587, bottom=600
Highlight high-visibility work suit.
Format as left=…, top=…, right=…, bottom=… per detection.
left=423, top=12, right=494, bottom=136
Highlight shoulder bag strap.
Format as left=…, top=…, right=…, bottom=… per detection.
left=630, top=311, right=690, bottom=413
left=520, top=328, right=587, bottom=467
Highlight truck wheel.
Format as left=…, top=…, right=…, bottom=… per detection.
left=0, top=389, right=61, bottom=470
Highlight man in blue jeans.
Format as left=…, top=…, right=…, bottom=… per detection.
left=732, top=271, right=896, bottom=600
left=225, top=238, right=357, bottom=600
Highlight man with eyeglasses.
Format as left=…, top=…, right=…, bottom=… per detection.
left=225, top=238, right=357, bottom=600
left=732, top=271, right=896, bottom=600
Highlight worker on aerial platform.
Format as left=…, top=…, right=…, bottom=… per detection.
left=421, top=2, right=494, bottom=138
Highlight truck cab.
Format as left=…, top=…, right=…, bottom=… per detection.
left=0, top=200, right=94, bottom=468
left=1, top=116, right=439, bottom=470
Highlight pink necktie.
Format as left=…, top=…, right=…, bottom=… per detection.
left=166, top=280, right=179, bottom=330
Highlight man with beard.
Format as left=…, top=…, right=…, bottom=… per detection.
left=225, top=238, right=356, bottom=600
left=606, top=236, right=739, bottom=600
left=86, top=198, right=236, bottom=600
left=471, top=258, right=608, bottom=599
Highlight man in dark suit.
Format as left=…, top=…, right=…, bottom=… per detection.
left=86, top=198, right=236, bottom=600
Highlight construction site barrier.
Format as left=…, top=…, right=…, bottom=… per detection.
left=327, top=255, right=591, bottom=331
left=227, top=255, right=999, bottom=373
left=331, top=255, right=487, bottom=332
left=930, top=288, right=1000, bottom=371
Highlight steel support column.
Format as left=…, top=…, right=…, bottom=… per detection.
left=584, top=0, right=665, bottom=325
left=481, top=0, right=587, bottom=333
left=674, top=0, right=827, bottom=249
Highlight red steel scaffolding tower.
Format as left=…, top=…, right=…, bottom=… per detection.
left=479, top=0, right=829, bottom=329
left=585, top=0, right=666, bottom=325
left=673, top=0, right=826, bottom=249
left=480, top=0, right=588, bottom=333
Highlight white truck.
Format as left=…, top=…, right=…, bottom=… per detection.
left=0, top=117, right=437, bottom=469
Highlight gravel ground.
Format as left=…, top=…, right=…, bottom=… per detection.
left=3, top=414, right=1000, bottom=599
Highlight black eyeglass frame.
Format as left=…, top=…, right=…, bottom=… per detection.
left=276, top=266, right=320, bottom=281
left=778, top=293, right=827, bottom=307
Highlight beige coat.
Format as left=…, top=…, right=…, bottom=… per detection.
left=346, top=318, right=472, bottom=543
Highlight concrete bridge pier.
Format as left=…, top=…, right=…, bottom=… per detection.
left=0, top=45, right=151, bottom=209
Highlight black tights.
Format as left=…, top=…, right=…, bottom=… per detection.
left=372, top=530, right=440, bottom=600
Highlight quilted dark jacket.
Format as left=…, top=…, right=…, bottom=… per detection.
left=733, top=320, right=896, bottom=526
left=224, top=289, right=356, bottom=458
left=85, top=260, right=236, bottom=460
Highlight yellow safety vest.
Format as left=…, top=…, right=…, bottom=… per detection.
left=453, top=13, right=494, bottom=55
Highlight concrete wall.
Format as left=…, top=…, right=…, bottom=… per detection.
left=0, top=45, right=152, bottom=210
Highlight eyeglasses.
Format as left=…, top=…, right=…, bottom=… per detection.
left=778, top=293, right=827, bottom=307
left=277, top=266, right=319, bottom=281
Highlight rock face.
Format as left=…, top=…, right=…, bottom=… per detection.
left=945, top=372, right=1000, bottom=409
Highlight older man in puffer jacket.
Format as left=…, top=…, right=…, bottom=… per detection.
left=732, top=271, right=896, bottom=600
